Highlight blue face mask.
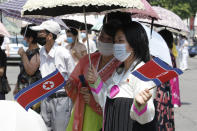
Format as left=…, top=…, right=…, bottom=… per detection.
left=67, top=37, right=73, bottom=44
left=81, top=33, right=86, bottom=39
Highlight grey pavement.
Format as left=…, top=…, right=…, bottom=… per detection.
left=6, top=63, right=20, bottom=100
left=5, top=56, right=197, bottom=131
left=175, top=56, right=197, bottom=131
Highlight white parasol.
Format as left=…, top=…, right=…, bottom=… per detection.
left=0, top=100, right=47, bottom=131
left=21, top=0, right=145, bottom=66
left=141, top=23, right=172, bottom=66
left=22, top=0, right=145, bottom=17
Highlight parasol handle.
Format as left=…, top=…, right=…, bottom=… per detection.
left=83, top=6, right=92, bottom=68
left=148, top=85, right=157, bottom=90
left=150, top=19, right=154, bottom=39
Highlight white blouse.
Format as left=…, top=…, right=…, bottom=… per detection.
left=91, top=60, right=157, bottom=124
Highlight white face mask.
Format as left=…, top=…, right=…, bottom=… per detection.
left=97, top=40, right=113, bottom=56
left=113, top=43, right=131, bottom=62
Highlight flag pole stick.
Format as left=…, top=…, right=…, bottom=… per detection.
left=149, top=86, right=157, bottom=90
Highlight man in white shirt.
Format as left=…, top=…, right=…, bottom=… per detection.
left=31, top=20, right=75, bottom=131
left=179, top=36, right=189, bottom=70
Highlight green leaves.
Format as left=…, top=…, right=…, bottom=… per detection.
left=150, top=0, right=197, bottom=19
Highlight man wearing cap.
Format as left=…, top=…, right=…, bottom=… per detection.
left=31, top=20, right=75, bottom=131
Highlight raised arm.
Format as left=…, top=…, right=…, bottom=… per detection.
left=0, top=67, right=4, bottom=77
left=0, top=51, right=6, bottom=77
left=130, top=78, right=156, bottom=124
left=18, top=48, right=40, bottom=76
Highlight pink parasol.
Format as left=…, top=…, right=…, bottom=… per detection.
left=0, top=22, right=10, bottom=37
left=130, top=0, right=160, bottom=20
left=137, top=6, right=189, bottom=32
left=102, top=0, right=160, bottom=20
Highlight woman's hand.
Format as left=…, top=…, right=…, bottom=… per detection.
left=64, top=79, right=73, bottom=92
left=135, top=88, right=152, bottom=106
left=80, top=87, right=91, bottom=104
left=85, top=65, right=98, bottom=84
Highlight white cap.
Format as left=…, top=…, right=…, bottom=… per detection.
left=31, top=20, right=61, bottom=35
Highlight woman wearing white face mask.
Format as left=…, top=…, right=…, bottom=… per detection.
left=86, top=21, right=157, bottom=131
left=96, top=24, right=119, bottom=72
left=66, top=28, right=87, bottom=64
left=65, top=22, right=121, bottom=131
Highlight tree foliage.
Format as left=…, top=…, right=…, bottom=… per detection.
left=149, top=0, right=197, bottom=19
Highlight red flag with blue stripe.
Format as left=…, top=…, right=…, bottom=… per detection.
left=14, top=69, right=66, bottom=111
left=132, top=57, right=183, bottom=86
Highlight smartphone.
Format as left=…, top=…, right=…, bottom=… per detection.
left=78, top=75, right=86, bottom=87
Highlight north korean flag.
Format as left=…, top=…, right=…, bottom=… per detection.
left=132, top=57, right=183, bottom=86
left=14, top=69, right=66, bottom=111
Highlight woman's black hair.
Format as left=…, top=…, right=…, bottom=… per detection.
left=66, top=27, right=78, bottom=36
left=116, top=21, right=150, bottom=63
left=103, top=11, right=132, bottom=25
left=158, top=29, right=173, bottom=49
left=102, top=11, right=132, bottom=42
left=21, top=24, right=38, bottom=44
left=102, top=20, right=122, bottom=39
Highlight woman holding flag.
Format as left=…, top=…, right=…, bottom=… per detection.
left=65, top=21, right=121, bottom=131
left=86, top=21, right=157, bottom=131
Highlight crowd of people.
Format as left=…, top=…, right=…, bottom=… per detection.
left=0, top=11, right=190, bottom=131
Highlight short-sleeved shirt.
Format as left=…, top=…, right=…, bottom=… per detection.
left=39, top=43, right=75, bottom=80
left=39, top=43, right=75, bottom=92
